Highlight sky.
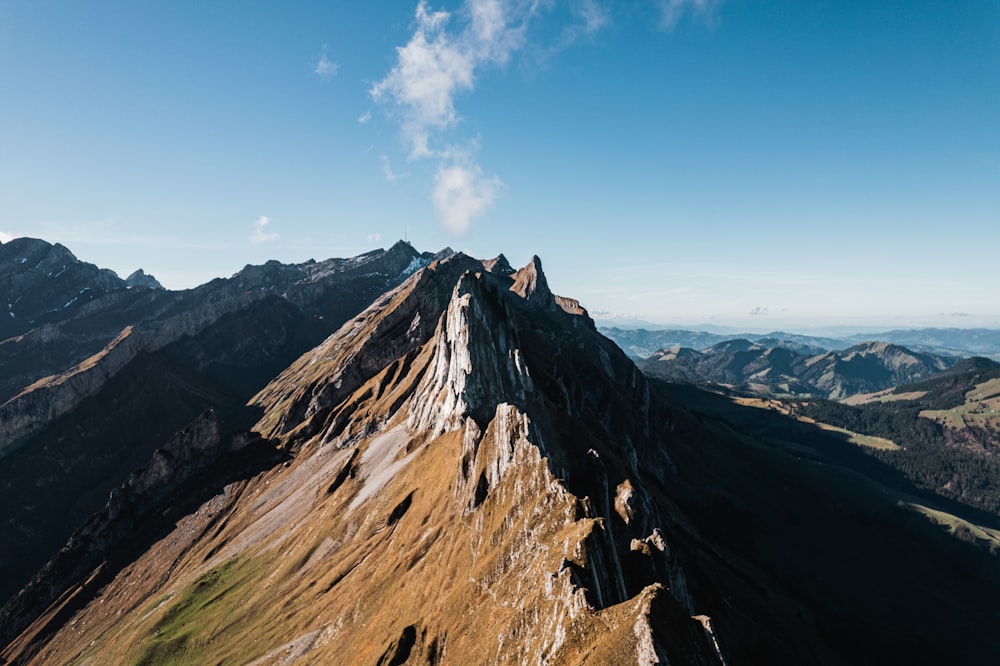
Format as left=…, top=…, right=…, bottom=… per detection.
left=1, top=0, right=997, bottom=333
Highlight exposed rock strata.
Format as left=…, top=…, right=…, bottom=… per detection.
left=2, top=253, right=722, bottom=664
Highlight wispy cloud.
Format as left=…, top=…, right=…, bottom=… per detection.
left=314, top=47, right=339, bottom=81
left=367, top=232, right=382, bottom=243
left=546, top=0, right=609, bottom=53
left=0, top=230, right=12, bottom=243
left=372, top=2, right=483, bottom=158
left=249, top=216, right=279, bottom=244
left=371, top=1, right=606, bottom=235
left=358, top=111, right=372, bottom=124
left=380, top=154, right=404, bottom=182
left=578, top=0, right=610, bottom=33
left=657, top=0, right=723, bottom=29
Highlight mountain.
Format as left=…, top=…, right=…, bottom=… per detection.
left=599, top=327, right=849, bottom=360
left=124, top=269, right=164, bottom=290
left=639, top=340, right=956, bottom=400
left=0, top=238, right=132, bottom=341
left=0, top=237, right=433, bottom=605
left=601, top=326, right=1000, bottom=362
left=800, top=356, right=1000, bottom=515
left=3, top=246, right=1000, bottom=664
left=844, top=328, right=1000, bottom=360
left=2, top=252, right=724, bottom=664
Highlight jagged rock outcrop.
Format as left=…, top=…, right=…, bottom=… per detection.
left=7, top=246, right=999, bottom=665
left=124, top=268, right=163, bottom=289
left=2, top=252, right=722, bottom=665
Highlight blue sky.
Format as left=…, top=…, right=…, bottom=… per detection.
left=1, top=0, right=997, bottom=331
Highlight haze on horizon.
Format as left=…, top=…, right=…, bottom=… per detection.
left=1, top=1, right=997, bottom=331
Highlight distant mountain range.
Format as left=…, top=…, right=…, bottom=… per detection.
left=600, top=326, right=1000, bottom=361
left=637, top=339, right=957, bottom=400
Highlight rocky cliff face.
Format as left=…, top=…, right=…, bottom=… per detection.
left=5, top=245, right=998, bottom=665
left=2, top=253, right=723, bottom=665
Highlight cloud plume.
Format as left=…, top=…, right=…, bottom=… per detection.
left=370, top=0, right=525, bottom=158
left=372, top=0, right=609, bottom=234
left=370, top=1, right=639, bottom=234
left=249, top=216, right=279, bottom=244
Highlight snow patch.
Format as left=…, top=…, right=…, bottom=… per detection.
left=399, top=256, right=428, bottom=278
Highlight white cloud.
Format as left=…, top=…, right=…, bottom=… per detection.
left=370, top=1, right=612, bottom=235
left=657, top=0, right=723, bottom=29
left=249, top=216, right=279, bottom=244
left=314, top=48, right=339, bottom=81
left=370, top=1, right=543, bottom=234
left=358, top=111, right=372, bottom=124
left=0, top=230, right=12, bottom=243
left=367, top=232, right=383, bottom=243
left=370, top=2, right=476, bottom=157
left=369, top=0, right=552, bottom=158
left=432, top=163, right=502, bottom=234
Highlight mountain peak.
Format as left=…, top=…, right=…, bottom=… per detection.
left=482, top=253, right=514, bottom=275
left=510, top=255, right=554, bottom=307
left=124, top=269, right=164, bottom=290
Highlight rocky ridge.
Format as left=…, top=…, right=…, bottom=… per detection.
left=0, top=239, right=431, bottom=605
left=3, top=253, right=723, bottom=664
left=0, top=238, right=128, bottom=341
left=4, top=244, right=999, bottom=664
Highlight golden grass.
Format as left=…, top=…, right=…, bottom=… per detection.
left=733, top=397, right=900, bottom=450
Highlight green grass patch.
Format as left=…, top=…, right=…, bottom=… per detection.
left=132, top=556, right=263, bottom=665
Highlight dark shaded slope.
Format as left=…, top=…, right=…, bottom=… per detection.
left=0, top=241, right=428, bottom=604
left=0, top=412, right=285, bottom=655
left=0, top=238, right=129, bottom=341
left=795, top=358, right=1000, bottom=515
left=650, top=380, right=1000, bottom=665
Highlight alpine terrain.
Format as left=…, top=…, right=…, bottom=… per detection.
left=2, top=240, right=999, bottom=665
